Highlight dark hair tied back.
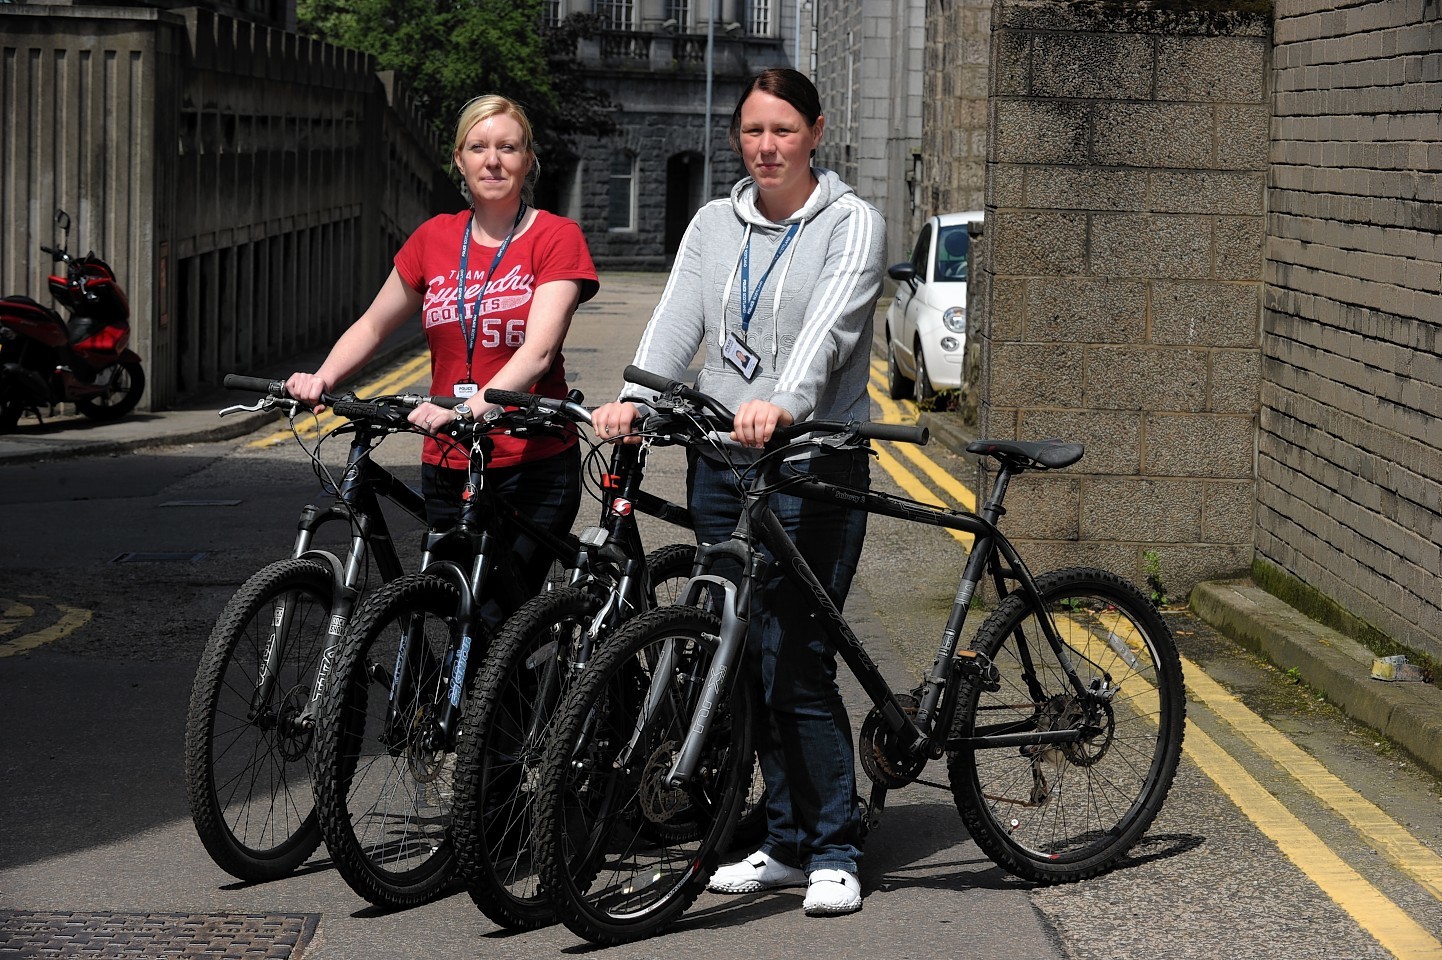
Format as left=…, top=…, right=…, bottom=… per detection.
left=728, top=68, right=823, bottom=154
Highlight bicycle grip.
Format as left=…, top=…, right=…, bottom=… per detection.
left=623, top=365, right=675, bottom=394
left=861, top=422, right=930, bottom=445
left=330, top=399, right=408, bottom=423
left=483, top=389, right=545, bottom=408
left=224, top=374, right=285, bottom=395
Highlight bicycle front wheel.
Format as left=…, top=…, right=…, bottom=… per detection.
left=948, top=567, right=1185, bottom=883
left=184, top=558, right=333, bottom=882
left=312, top=573, right=464, bottom=909
left=535, top=605, right=753, bottom=945
left=452, top=587, right=603, bottom=929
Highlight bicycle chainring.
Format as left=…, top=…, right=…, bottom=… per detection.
left=859, top=692, right=926, bottom=789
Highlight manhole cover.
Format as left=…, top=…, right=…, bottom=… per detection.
left=0, top=911, right=318, bottom=958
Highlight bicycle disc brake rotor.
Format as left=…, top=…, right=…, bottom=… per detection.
left=859, top=692, right=925, bottom=788
left=638, top=740, right=692, bottom=824
left=1033, top=693, right=1114, bottom=768
left=406, top=703, right=445, bottom=783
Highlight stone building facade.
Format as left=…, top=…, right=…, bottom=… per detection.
left=547, top=0, right=794, bottom=268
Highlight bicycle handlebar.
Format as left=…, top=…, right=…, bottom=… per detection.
left=483, top=388, right=592, bottom=425
left=623, top=365, right=928, bottom=450
left=623, top=365, right=737, bottom=429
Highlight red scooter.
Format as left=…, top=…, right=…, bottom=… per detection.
left=0, top=210, right=146, bottom=431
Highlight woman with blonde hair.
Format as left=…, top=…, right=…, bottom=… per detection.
left=288, top=93, right=597, bottom=586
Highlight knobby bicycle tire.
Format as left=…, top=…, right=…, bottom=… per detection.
left=452, top=587, right=605, bottom=929
left=534, top=605, right=754, bottom=945
left=452, top=542, right=699, bottom=929
left=948, top=566, right=1185, bottom=883
left=184, top=558, right=334, bottom=882
left=312, top=573, right=466, bottom=909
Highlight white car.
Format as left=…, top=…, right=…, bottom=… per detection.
left=883, top=210, right=982, bottom=401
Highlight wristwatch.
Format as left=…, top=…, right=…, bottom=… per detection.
left=453, top=402, right=473, bottom=420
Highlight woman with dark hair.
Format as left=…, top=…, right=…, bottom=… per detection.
left=287, top=94, right=597, bottom=590
left=592, top=68, right=885, bottom=917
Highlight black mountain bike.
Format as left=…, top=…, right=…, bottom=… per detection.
left=309, top=388, right=694, bottom=910
left=184, top=374, right=454, bottom=883
left=533, top=366, right=1187, bottom=944
left=447, top=397, right=756, bottom=930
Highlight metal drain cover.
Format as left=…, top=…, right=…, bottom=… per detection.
left=0, top=911, right=319, bottom=958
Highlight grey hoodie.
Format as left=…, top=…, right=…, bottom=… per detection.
left=625, top=167, right=886, bottom=434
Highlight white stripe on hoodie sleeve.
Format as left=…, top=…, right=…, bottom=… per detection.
left=772, top=194, right=883, bottom=420
left=623, top=207, right=714, bottom=399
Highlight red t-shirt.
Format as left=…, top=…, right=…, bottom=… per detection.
left=394, top=209, right=599, bottom=469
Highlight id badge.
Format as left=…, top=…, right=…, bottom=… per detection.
left=721, top=331, right=761, bottom=382
left=453, top=381, right=479, bottom=398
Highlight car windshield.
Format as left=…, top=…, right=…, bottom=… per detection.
left=933, top=225, right=971, bottom=283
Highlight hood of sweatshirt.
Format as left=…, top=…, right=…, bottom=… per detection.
left=729, top=167, right=855, bottom=228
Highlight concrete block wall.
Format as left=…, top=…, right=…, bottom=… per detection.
left=1259, top=0, right=1442, bottom=657
left=975, top=0, right=1271, bottom=594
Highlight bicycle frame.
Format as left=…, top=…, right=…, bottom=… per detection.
left=388, top=461, right=584, bottom=754
left=252, top=419, right=429, bottom=732
left=665, top=450, right=1095, bottom=794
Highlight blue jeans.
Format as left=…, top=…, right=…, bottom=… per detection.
left=687, top=448, right=870, bottom=875
left=421, top=444, right=581, bottom=625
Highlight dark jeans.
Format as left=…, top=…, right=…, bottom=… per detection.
left=687, top=447, right=870, bottom=875
left=421, top=444, right=581, bottom=626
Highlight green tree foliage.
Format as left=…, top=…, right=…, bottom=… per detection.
left=297, top=0, right=614, bottom=163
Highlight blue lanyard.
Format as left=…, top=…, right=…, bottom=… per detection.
left=456, top=202, right=525, bottom=378
left=739, top=223, right=799, bottom=335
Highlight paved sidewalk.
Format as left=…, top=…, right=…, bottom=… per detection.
left=4, top=287, right=1438, bottom=785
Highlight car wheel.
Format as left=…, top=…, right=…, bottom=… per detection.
left=913, top=338, right=936, bottom=404
left=886, top=337, right=914, bottom=400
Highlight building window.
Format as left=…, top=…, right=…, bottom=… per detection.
left=748, top=0, right=771, bottom=35
left=609, top=151, right=637, bottom=231
left=593, top=0, right=635, bottom=29
left=665, top=0, right=689, bottom=28
left=542, top=0, right=563, bottom=27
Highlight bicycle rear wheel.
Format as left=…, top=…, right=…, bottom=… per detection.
left=535, top=605, right=753, bottom=945
left=312, top=573, right=464, bottom=908
left=948, top=567, right=1185, bottom=883
left=184, top=558, right=333, bottom=882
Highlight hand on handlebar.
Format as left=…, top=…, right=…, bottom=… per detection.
left=284, top=372, right=333, bottom=413
left=410, top=400, right=462, bottom=434
left=592, top=401, right=642, bottom=444
left=731, top=399, right=793, bottom=449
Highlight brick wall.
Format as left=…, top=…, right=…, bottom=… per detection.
left=1259, top=0, right=1442, bottom=656
left=975, top=0, right=1271, bottom=593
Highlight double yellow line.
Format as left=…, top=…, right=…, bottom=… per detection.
left=246, top=352, right=433, bottom=449
left=865, top=359, right=976, bottom=549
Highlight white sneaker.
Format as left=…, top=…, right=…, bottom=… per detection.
left=802, top=868, right=862, bottom=916
left=707, top=851, right=807, bottom=894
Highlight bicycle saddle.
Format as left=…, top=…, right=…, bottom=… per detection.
left=966, top=438, right=1084, bottom=470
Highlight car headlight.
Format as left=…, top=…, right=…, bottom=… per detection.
left=942, top=306, right=966, bottom=333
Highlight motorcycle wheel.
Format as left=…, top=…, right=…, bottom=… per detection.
left=76, top=359, right=145, bottom=421
left=0, top=397, right=24, bottom=432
